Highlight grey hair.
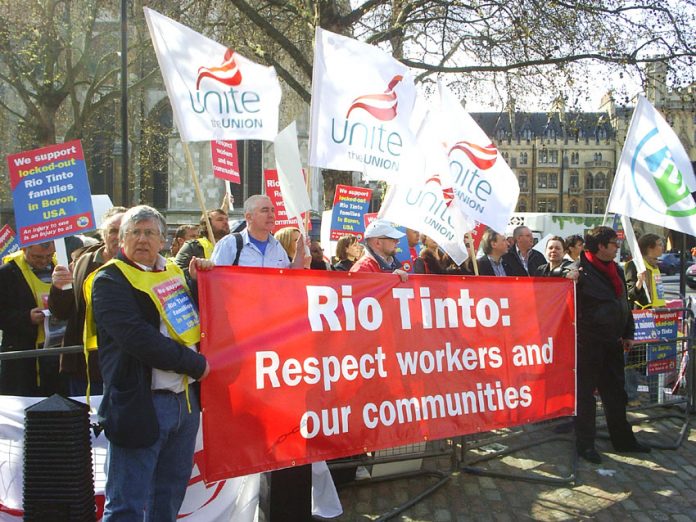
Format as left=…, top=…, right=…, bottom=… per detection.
left=244, top=194, right=271, bottom=215
left=99, top=206, right=127, bottom=233
left=118, top=205, right=167, bottom=241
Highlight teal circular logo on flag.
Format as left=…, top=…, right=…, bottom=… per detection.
left=631, top=128, right=696, bottom=217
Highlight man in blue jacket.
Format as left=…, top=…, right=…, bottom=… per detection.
left=91, top=205, right=211, bottom=521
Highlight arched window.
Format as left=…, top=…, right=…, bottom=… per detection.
left=585, top=173, right=594, bottom=189
left=595, top=172, right=606, bottom=189
left=597, top=152, right=603, bottom=162
left=585, top=198, right=593, bottom=213
left=518, top=199, right=527, bottom=212
left=570, top=199, right=578, bottom=213
left=520, top=152, right=528, bottom=165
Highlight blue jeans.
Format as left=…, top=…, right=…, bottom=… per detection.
left=103, top=389, right=199, bottom=522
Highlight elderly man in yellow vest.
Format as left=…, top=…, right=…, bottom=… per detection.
left=0, top=242, right=65, bottom=396
left=88, top=205, right=211, bottom=520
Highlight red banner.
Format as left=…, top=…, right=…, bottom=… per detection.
left=211, top=140, right=240, bottom=184
left=264, top=169, right=310, bottom=233
left=199, top=269, right=576, bottom=481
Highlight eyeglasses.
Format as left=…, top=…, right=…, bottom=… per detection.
left=125, top=229, right=161, bottom=240
left=608, top=240, right=618, bottom=245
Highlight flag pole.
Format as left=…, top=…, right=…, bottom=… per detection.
left=182, top=141, right=216, bottom=246
left=466, top=232, right=479, bottom=275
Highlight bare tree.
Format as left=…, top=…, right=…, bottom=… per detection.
left=223, top=0, right=696, bottom=107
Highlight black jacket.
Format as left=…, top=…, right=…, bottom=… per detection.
left=92, top=254, right=207, bottom=447
left=0, top=259, right=63, bottom=396
left=534, top=260, right=572, bottom=277
left=476, top=255, right=511, bottom=276
left=572, top=252, right=634, bottom=342
left=414, top=250, right=446, bottom=274
left=501, top=247, right=547, bottom=276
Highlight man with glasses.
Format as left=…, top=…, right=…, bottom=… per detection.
left=89, top=205, right=211, bottom=520
left=572, top=226, right=650, bottom=464
left=211, top=194, right=309, bottom=520
left=0, top=241, right=64, bottom=396
left=350, top=219, right=408, bottom=279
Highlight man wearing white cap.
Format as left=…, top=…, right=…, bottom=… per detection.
left=350, top=220, right=408, bottom=280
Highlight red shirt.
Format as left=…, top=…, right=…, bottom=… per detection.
left=349, top=255, right=383, bottom=273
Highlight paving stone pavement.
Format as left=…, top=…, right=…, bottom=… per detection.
left=327, top=413, right=696, bottom=521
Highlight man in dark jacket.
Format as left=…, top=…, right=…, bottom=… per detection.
left=0, top=242, right=64, bottom=396
left=91, top=205, right=210, bottom=520
left=48, top=206, right=127, bottom=396
left=501, top=225, right=546, bottom=276
left=174, top=208, right=229, bottom=277
left=572, top=226, right=650, bottom=464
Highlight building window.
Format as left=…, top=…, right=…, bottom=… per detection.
left=593, top=152, right=603, bottom=162
left=595, top=172, right=606, bottom=189
left=585, top=198, right=593, bottom=213
left=593, top=198, right=605, bottom=214
left=550, top=150, right=558, bottom=163
left=502, top=151, right=509, bottom=160
left=518, top=198, right=527, bottom=212
left=571, top=152, right=579, bottom=164
left=520, top=152, right=528, bottom=165
left=570, top=171, right=579, bottom=189
left=537, top=198, right=558, bottom=212
left=539, top=149, right=548, bottom=163
left=585, top=173, right=594, bottom=189
left=549, top=173, right=558, bottom=189
left=518, top=171, right=528, bottom=191
left=570, top=199, right=578, bottom=213
left=538, top=173, right=547, bottom=188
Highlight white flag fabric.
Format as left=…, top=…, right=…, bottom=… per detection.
left=309, top=27, right=422, bottom=183
left=379, top=183, right=470, bottom=265
left=436, top=83, right=519, bottom=233
left=274, top=121, right=312, bottom=237
left=144, top=7, right=281, bottom=143
left=608, top=96, right=696, bottom=236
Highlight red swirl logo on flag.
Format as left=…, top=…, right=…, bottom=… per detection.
left=426, top=174, right=455, bottom=207
left=346, top=75, right=403, bottom=121
left=196, top=49, right=242, bottom=89
left=449, top=141, right=498, bottom=170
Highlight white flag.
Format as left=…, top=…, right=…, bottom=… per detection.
left=144, top=7, right=281, bottom=142
left=274, top=121, right=312, bottom=236
left=378, top=183, right=470, bottom=265
left=309, top=27, right=422, bottom=183
left=607, top=96, right=696, bottom=236
left=436, top=83, right=519, bottom=234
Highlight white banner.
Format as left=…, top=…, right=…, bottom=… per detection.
left=144, top=7, right=281, bottom=143
left=0, top=396, right=340, bottom=521
left=379, top=182, right=469, bottom=265
left=309, top=27, right=422, bottom=183
left=607, top=96, right=696, bottom=236
left=274, top=121, right=312, bottom=237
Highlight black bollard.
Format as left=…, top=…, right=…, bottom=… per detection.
left=23, top=394, right=95, bottom=521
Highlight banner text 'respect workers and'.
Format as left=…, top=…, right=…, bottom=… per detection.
left=200, top=270, right=576, bottom=480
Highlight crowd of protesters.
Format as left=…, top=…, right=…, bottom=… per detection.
left=0, top=198, right=661, bottom=519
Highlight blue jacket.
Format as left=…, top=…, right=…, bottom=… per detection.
left=92, top=255, right=207, bottom=447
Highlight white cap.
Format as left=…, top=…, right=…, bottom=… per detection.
left=364, top=219, right=406, bottom=240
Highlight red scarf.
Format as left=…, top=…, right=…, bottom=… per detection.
left=585, top=250, right=623, bottom=297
